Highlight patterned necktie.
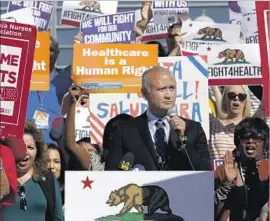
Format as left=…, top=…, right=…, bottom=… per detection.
left=155, top=119, right=167, bottom=169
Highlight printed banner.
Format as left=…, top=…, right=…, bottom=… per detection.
left=238, top=2, right=258, bottom=44
left=89, top=56, right=209, bottom=145
left=181, top=21, right=241, bottom=54
left=141, top=22, right=169, bottom=41
left=61, top=1, right=118, bottom=27
left=65, top=171, right=214, bottom=221
left=81, top=11, right=138, bottom=44
left=75, top=105, right=91, bottom=142
left=256, top=2, right=270, bottom=116
left=0, top=21, right=37, bottom=139
left=152, top=1, right=189, bottom=25
left=1, top=8, right=35, bottom=25
left=72, top=44, right=158, bottom=93
left=7, top=1, right=53, bottom=31
left=30, top=32, right=50, bottom=91
left=228, top=1, right=242, bottom=26
left=200, top=44, right=261, bottom=86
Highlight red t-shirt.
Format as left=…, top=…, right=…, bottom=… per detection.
left=0, top=145, right=17, bottom=206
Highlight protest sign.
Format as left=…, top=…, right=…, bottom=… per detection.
left=0, top=21, right=37, bottom=139
left=200, top=44, right=261, bottom=86
left=75, top=105, right=91, bottom=141
left=61, top=1, right=118, bottom=27
left=72, top=44, right=158, bottom=93
left=89, top=56, right=209, bottom=144
left=181, top=21, right=241, bottom=55
left=30, top=32, right=50, bottom=91
left=228, top=1, right=242, bottom=26
left=141, top=22, right=169, bottom=41
left=1, top=8, right=35, bottom=26
left=7, top=1, right=53, bottom=31
left=256, top=1, right=270, bottom=116
left=152, top=1, right=189, bottom=25
left=238, top=2, right=258, bottom=44
left=65, top=171, right=213, bottom=221
left=81, top=11, right=138, bottom=44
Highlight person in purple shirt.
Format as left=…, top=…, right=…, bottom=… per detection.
left=26, top=36, right=73, bottom=143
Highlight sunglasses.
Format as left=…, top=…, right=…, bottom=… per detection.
left=18, top=186, right=27, bottom=211
left=227, top=92, right=247, bottom=101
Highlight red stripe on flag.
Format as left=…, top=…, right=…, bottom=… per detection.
left=90, top=113, right=105, bottom=128
left=90, top=120, right=103, bottom=138
left=90, top=131, right=100, bottom=145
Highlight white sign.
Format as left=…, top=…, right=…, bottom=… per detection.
left=238, top=1, right=258, bottom=44
left=61, top=0, right=118, bottom=27
left=1, top=8, right=35, bottom=26
left=75, top=106, right=91, bottom=141
left=200, top=44, right=261, bottom=85
left=89, top=56, right=209, bottom=144
left=152, top=1, right=189, bottom=25
left=181, top=21, right=241, bottom=54
left=65, top=171, right=214, bottom=221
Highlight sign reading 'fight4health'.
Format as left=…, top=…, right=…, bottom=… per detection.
left=0, top=21, right=37, bottom=139
left=200, top=44, right=261, bottom=86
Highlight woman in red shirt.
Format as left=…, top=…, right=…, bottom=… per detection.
left=0, top=143, right=17, bottom=207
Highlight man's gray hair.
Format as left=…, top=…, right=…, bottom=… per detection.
left=142, top=66, right=173, bottom=93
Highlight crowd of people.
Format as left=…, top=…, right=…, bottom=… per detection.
left=0, top=1, right=269, bottom=221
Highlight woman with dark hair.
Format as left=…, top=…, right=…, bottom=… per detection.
left=215, top=117, right=269, bottom=221
left=2, top=120, right=63, bottom=221
left=46, top=143, right=66, bottom=204
left=101, top=114, right=134, bottom=164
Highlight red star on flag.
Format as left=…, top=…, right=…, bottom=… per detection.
left=77, top=109, right=81, bottom=113
left=207, top=47, right=211, bottom=51
left=189, top=23, right=193, bottom=27
left=82, top=176, right=94, bottom=189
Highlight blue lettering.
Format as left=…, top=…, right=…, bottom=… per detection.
left=173, top=61, right=182, bottom=80
left=192, top=102, right=202, bottom=122
left=119, top=101, right=129, bottom=114
left=141, top=103, right=148, bottom=113
left=97, top=103, right=109, bottom=118
left=183, top=82, right=193, bottom=100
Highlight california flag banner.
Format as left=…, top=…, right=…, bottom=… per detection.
left=65, top=171, right=214, bottom=221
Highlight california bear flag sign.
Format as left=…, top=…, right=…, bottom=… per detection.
left=65, top=171, right=214, bottom=221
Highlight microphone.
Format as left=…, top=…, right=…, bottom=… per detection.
left=130, top=164, right=145, bottom=171
left=167, top=108, right=195, bottom=171
left=167, top=108, right=187, bottom=147
left=118, top=152, right=134, bottom=171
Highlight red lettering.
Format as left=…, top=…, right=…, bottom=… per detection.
left=130, top=103, right=139, bottom=116
left=162, top=62, right=174, bottom=70
left=8, top=72, right=16, bottom=84
left=0, top=70, right=17, bottom=84
left=180, top=103, right=190, bottom=119
left=110, top=104, right=119, bottom=118
left=0, top=53, right=19, bottom=66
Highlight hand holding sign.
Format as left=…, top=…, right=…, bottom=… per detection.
left=141, top=1, right=153, bottom=21
left=74, top=32, right=83, bottom=44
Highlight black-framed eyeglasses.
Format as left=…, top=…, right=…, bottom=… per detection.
left=240, top=133, right=265, bottom=141
left=227, top=92, right=247, bottom=102
left=18, top=186, right=27, bottom=211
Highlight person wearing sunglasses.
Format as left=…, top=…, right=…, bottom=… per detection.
left=214, top=117, right=269, bottom=221
left=1, top=120, right=63, bottom=221
left=209, top=85, right=253, bottom=162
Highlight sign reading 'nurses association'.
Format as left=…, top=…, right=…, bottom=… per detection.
left=0, top=21, right=37, bottom=139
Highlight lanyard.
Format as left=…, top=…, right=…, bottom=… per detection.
left=36, top=91, right=61, bottom=117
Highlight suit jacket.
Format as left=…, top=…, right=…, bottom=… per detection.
left=105, top=112, right=211, bottom=171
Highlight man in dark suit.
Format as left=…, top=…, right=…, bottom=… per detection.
left=105, top=66, right=211, bottom=171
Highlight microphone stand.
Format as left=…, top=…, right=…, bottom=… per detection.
left=177, top=136, right=195, bottom=170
